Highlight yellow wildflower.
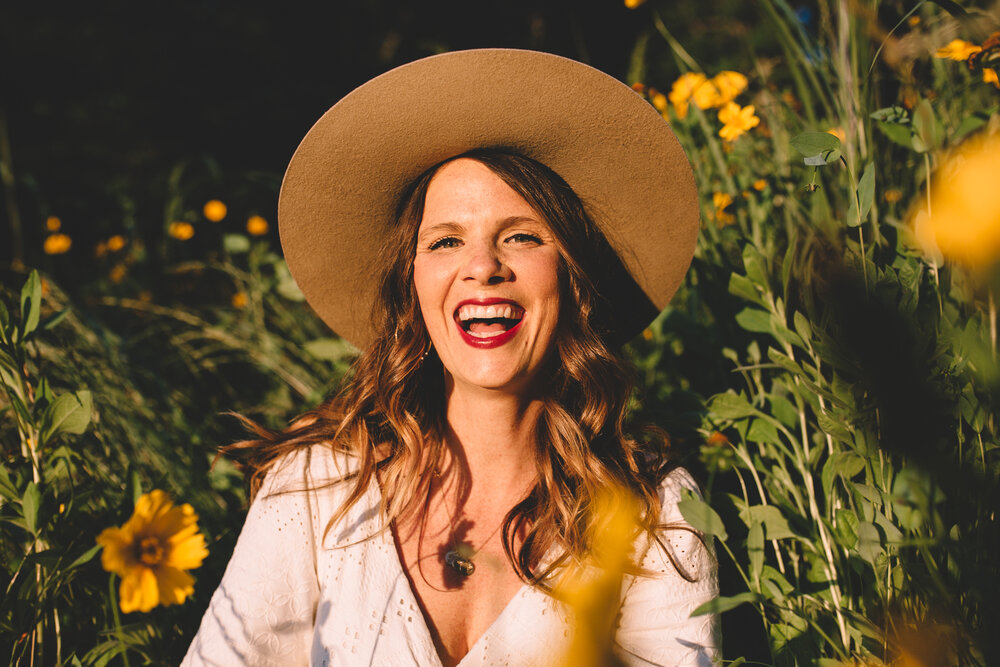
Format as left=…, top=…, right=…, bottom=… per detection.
left=827, top=127, right=846, bottom=143
left=45, top=216, right=62, bottom=232
left=884, top=189, right=903, bottom=203
left=650, top=92, right=668, bottom=113
left=246, top=215, right=269, bottom=236
left=96, top=490, right=208, bottom=613
left=641, top=328, right=653, bottom=341
left=691, top=80, right=721, bottom=111
left=43, top=233, right=72, bottom=255
left=668, top=72, right=708, bottom=119
left=934, top=39, right=982, bottom=61
left=109, top=264, right=127, bottom=284
left=168, top=221, right=195, bottom=241
left=710, top=71, right=748, bottom=104
left=107, top=235, right=127, bottom=252
left=231, top=291, right=249, bottom=308
left=984, top=68, right=999, bottom=88
left=908, top=16, right=921, bottom=27
left=203, top=199, right=227, bottom=222
left=916, top=133, right=1000, bottom=268
left=713, top=191, right=736, bottom=225
left=558, top=485, right=640, bottom=667
left=706, top=431, right=730, bottom=447
left=624, top=0, right=646, bottom=8
left=752, top=179, right=767, bottom=191
left=95, top=241, right=109, bottom=258
left=718, top=102, right=760, bottom=142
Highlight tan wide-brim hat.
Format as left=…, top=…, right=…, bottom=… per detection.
left=279, top=48, right=700, bottom=349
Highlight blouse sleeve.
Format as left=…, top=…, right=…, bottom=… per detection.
left=614, top=468, right=720, bottom=666
left=181, top=449, right=323, bottom=667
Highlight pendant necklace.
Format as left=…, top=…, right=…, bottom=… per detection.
left=434, top=472, right=507, bottom=578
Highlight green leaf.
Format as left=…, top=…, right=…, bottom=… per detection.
left=856, top=521, right=883, bottom=564
left=792, top=312, right=812, bottom=347
left=735, top=307, right=772, bottom=334
left=953, top=114, right=987, bottom=143
left=223, top=233, right=251, bottom=253
left=67, top=544, right=102, bottom=570
left=0, top=466, right=19, bottom=503
left=791, top=131, right=841, bottom=159
left=870, top=106, right=909, bottom=123
left=728, top=273, right=764, bottom=306
left=677, top=495, right=728, bottom=540
left=39, top=390, right=93, bottom=445
left=19, top=270, right=43, bottom=340
left=689, top=591, right=758, bottom=616
left=22, top=482, right=41, bottom=535
left=274, top=260, right=305, bottom=302
left=303, top=337, right=354, bottom=361
left=912, top=99, right=943, bottom=153
left=876, top=120, right=913, bottom=148
left=741, top=504, right=796, bottom=540
left=742, top=245, right=768, bottom=288
left=834, top=509, right=859, bottom=547
left=847, top=161, right=876, bottom=227
left=747, top=418, right=779, bottom=445
left=709, top=391, right=757, bottom=420
left=40, top=308, right=71, bottom=332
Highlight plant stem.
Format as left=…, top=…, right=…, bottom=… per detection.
left=109, top=575, right=132, bottom=667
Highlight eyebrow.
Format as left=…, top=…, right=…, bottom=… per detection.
left=417, top=216, right=545, bottom=241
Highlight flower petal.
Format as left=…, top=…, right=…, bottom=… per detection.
left=120, top=567, right=159, bottom=613
left=154, top=566, right=196, bottom=606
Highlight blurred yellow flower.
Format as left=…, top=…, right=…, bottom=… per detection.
left=650, top=92, right=668, bottom=113
left=706, top=431, right=730, bottom=447
left=168, top=221, right=195, bottom=241
left=711, top=71, right=748, bottom=104
left=884, top=189, right=903, bottom=203
left=95, top=241, right=109, bottom=258
left=713, top=191, right=736, bottom=225
left=718, top=102, right=760, bottom=142
left=107, top=235, right=127, bottom=252
left=934, top=39, right=982, bottom=61
left=908, top=15, right=921, bottom=27
left=558, top=485, right=640, bottom=667
left=752, top=179, right=767, bottom=191
left=691, top=80, right=721, bottom=111
left=984, top=68, right=999, bottom=88
left=827, top=127, right=846, bottom=143
left=109, top=264, right=127, bottom=284
left=916, top=133, right=1000, bottom=268
left=96, top=490, right=208, bottom=613
left=44, top=233, right=72, bottom=255
left=246, top=215, right=269, bottom=236
left=203, top=199, right=227, bottom=222
left=231, top=291, right=249, bottom=308
left=45, top=216, right=62, bottom=232
left=668, top=72, right=708, bottom=119
left=624, top=0, right=646, bottom=8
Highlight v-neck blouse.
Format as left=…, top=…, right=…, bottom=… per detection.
left=182, top=445, right=718, bottom=666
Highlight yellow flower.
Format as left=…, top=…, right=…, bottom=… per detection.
left=203, top=199, right=227, bottom=222
left=109, top=264, right=127, bottom=284
left=107, top=235, right=127, bottom=252
left=650, top=92, right=668, bottom=113
left=908, top=15, right=921, bottom=27
left=168, top=221, right=195, bottom=241
left=246, top=215, right=269, bottom=236
left=231, top=291, right=248, bottom=308
left=717, top=102, right=760, bottom=142
left=713, top=191, right=736, bottom=225
left=558, top=485, right=640, bottom=667
left=45, top=216, right=62, bottom=232
left=710, top=71, right=748, bottom=105
left=624, top=0, right=645, bottom=7
left=827, top=127, right=846, bottom=143
left=916, top=134, right=1000, bottom=268
left=691, top=80, right=721, bottom=111
left=43, top=233, right=72, bottom=255
left=752, top=179, right=767, bottom=191
left=668, top=72, right=708, bottom=119
left=96, top=490, right=208, bottom=613
left=984, top=68, right=999, bottom=88
left=934, top=39, right=982, bottom=61
left=884, top=189, right=903, bottom=203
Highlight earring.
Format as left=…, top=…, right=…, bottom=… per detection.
left=420, top=341, right=433, bottom=362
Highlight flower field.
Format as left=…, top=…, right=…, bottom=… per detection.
left=2, top=1, right=999, bottom=665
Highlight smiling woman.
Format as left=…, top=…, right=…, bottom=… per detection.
left=182, top=50, right=716, bottom=667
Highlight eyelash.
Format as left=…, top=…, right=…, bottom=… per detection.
left=428, top=233, right=542, bottom=251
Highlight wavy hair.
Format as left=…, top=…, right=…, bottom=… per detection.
left=224, top=148, right=688, bottom=586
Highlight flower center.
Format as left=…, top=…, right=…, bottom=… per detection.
left=138, top=537, right=165, bottom=565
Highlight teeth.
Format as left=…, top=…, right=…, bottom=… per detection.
left=457, top=303, right=523, bottom=321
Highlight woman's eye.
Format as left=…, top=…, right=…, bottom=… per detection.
left=429, top=236, right=461, bottom=250
left=507, top=233, right=542, bottom=245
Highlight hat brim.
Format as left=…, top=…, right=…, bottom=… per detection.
left=279, top=48, right=700, bottom=349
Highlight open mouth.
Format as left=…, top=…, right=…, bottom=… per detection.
left=455, top=302, right=525, bottom=339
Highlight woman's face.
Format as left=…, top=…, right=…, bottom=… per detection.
left=412, top=158, right=562, bottom=397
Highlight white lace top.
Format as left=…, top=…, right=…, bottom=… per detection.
left=182, top=445, right=718, bottom=666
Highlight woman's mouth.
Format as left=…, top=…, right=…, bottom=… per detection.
left=454, top=301, right=525, bottom=347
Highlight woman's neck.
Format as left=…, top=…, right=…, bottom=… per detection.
left=439, top=384, right=541, bottom=498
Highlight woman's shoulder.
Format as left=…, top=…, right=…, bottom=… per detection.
left=655, top=466, right=702, bottom=523
left=258, top=442, right=361, bottom=497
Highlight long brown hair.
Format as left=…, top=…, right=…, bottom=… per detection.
left=225, top=148, right=685, bottom=586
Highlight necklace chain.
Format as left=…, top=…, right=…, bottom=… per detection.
left=437, top=472, right=507, bottom=577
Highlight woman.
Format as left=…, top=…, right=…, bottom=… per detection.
left=183, top=50, right=717, bottom=666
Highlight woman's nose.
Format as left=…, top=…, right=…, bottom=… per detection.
left=463, top=243, right=512, bottom=284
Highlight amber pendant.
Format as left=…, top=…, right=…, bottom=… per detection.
left=445, top=549, right=475, bottom=576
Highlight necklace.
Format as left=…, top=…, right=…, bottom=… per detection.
left=433, top=471, right=507, bottom=578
